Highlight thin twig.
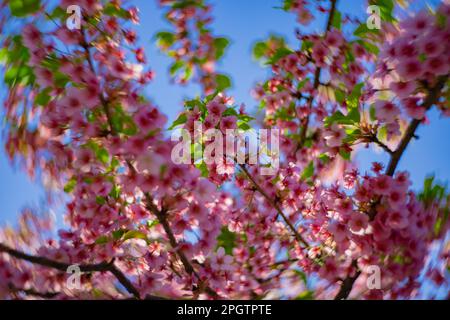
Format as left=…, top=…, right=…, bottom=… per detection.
left=0, top=243, right=141, bottom=299
left=239, top=164, right=310, bottom=248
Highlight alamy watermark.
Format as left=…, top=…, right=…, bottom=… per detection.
left=367, top=5, right=381, bottom=30
left=66, top=5, right=81, bottom=30
left=66, top=264, right=81, bottom=290
left=366, top=265, right=381, bottom=290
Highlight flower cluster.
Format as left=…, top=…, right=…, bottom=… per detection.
left=0, top=0, right=448, bottom=300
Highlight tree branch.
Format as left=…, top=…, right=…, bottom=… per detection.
left=0, top=243, right=141, bottom=299
left=238, top=164, right=310, bottom=248
left=80, top=27, right=213, bottom=297
left=333, top=76, right=447, bottom=300
left=386, top=77, right=446, bottom=176
left=9, top=284, right=60, bottom=299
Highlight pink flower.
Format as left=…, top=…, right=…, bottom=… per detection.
left=348, top=212, right=369, bottom=233
left=419, top=36, right=444, bottom=57
left=312, top=42, right=329, bottom=67
left=386, top=187, right=406, bottom=210
left=387, top=210, right=409, bottom=229
left=220, top=116, right=237, bottom=132
left=397, top=40, right=417, bottom=59
left=121, top=239, right=148, bottom=258
left=375, top=101, right=400, bottom=123
left=403, top=97, right=426, bottom=119
left=55, top=28, right=82, bottom=45
left=323, top=124, right=345, bottom=148
left=133, top=107, right=163, bottom=132
left=210, top=247, right=233, bottom=271
left=207, top=101, right=226, bottom=119
left=389, top=81, right=415, bottom=99
left=325, top=29, right=343, bottom=48
left=81, top=0, right=102, bottom=16
left=397, top=59, right=423, bottom=81
left=124, top=136, right=150, bottom=155
left=216, top=160, right=235, bottom=175
left=35, top=67, right=54, bottom=88
left=90, top=178, right=113, bottom=197
left=372, top=175, right=393, bottom=196
left=22, top=25, right=41, bottom=50
left=372, top=221, right=392, bottom=242
left=196, top=179, right=216, bottom=203
left=401, top=11, right=433, bottom=35
left=129, top=204, right=148, bottom=220
left=353, top=43, right=367, bottom=58
left=318, top=258, right=342, bottom=281
left=394, top=171, right=411, bottom=191
left=136, top=150, right=165, bottom=176
left=58, top=87, right=84, bottom=117
left=425, top=56, right=449, bottom=76
left=73, top=148, right=94, bottom=171
left=328, top=221, right=349, bottom=242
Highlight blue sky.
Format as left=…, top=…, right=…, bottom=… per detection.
left=0, top=0, right=448, bottom=225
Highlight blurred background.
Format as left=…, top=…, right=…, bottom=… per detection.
left=0, top=0, right=448, bottom=226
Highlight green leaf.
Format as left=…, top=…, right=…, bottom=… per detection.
left=357, top=40, right=379, bottom=55
left=47, top=6, right=65, bottom=20
left=109, top=185, right=120, bottom=199
left=63, top=178, right=77, bottom=193
left=353, top=23, right=379, bottom=38
left=4, top=65, right=34, bottom=87
left=168, top=113, right=187, bottom=130
left=347, top=107, right=361, bottom=124
left=378, top=125, right=387, bottom=141
left=253, top=41, right=268, bottom=60
left=9, top=0, right=41, bottom=17
left=238, top=122, right=251, bottom=131
left=319, top=153, right=330, bottom=164
left=267, top=47, right=293, bottom=65
left=155, top=31, right=176, bottom=48
left=238, top=114, right=255, bottom=122
left=35, top=89, right=51, bottom=106
left=282, top=0, right=295, bottom=11
left=96, top=147, right=110, bottom=165
left=110, top=157, right=120, bottom=170
left=104, top=3, right=131, bottom=19
left=347, top=83, right=364, bottom=109
left=294, top=270, right=308, bottom=284
left=222, top=108, right=238, bottom=117
left=196, top=161, right=209, bottom=177
left=96, top=196, right=106, bottom=205
left=122, top=230, right=148, bottom=242
left=213, top=37, right=229, bottom=60
left=339, top=148, right=351, bottom=160
left=216, top=227, right=237, bottom=255
left=370, top=0, right=395, bottom=22
left=334, top=89, right=345, bottom=104
left=369, top=104, right=377, bottom=122
left=331, top=10, right=342, bottom=30
left=54, top=72, right=70, bottom=88
left=301, top=162, right=314, bottom=180
left=112, top=229, right=127, bottom=240
left=0, top=48, right=8, bottom=65
left=324, top=111, right=357, bottom=127
left=295, top=290, right=314, bottom=300
left=215, top=74, right=232, bottom=91
left=169, top=60, right=185, bottom=76
left=95, top=235, right=109, bottom=245
left=147, top=220, right=159, bottom=229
